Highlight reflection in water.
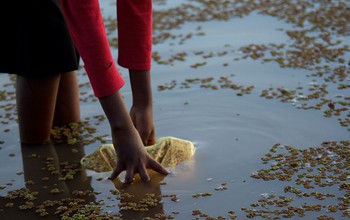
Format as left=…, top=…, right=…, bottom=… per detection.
left=112, top=172, right=166, bottom=219
left=0, top=142, right=95, bottom=220
left=0, top=143, right=170, bottom=219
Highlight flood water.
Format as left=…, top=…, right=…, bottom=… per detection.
left=1, top=0, right=349, bottom=219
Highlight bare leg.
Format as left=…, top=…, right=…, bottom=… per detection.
left=16, top=74, right=61, bottom=144
left=53, top=71, right=80, bottom=126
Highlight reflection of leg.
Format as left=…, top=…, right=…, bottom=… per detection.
left=53, top=71, right=80, bottom=126
left=53, top=142, right=95, bottom=205
left=16, top=75, right=61, bottom=144
left=1, top=143, right=95, bottom=219
left=0, top=143, right=69, bottom=220
left=0, top=143, right=71, bottom=220
left=21, top=143, right=70, bottom=203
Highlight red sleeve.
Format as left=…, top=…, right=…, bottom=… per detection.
left=61, top=0, right=124, bottom=98
left=117, top=0, right=153, bottom=70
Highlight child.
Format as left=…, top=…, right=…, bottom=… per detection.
left=0, top=0, right=168, bottom=183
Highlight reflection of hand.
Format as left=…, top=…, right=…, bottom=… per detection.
left=113, top=169, right=165, bottom=219
left=113, top=169, right=165, bottom=189
left=130, top=105, right=156, bottom=146
left=109, top=128, right=168, bottom=183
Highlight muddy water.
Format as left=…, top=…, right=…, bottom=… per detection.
left=1, top=0, right=350, bottom=219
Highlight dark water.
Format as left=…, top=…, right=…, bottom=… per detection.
left=1, top=0, right=349, bottom=219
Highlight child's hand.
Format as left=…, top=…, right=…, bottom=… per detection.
left=129, top=70, right=155, bottom=146
left=109, top=127, right=168, bottom=183
left=99, top=91, right=167, bottom=183
left=130, top=105, right=156, bottom=146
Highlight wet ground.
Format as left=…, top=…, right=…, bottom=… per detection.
left=0, top=0, right=349, bottom=219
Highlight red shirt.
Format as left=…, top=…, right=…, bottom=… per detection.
left=61, top=0, right=152, bottom=97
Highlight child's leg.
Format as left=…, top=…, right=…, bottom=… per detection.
left=53, top=71, right=80, bottom=126
left=16, top=74, right=61, bottom=144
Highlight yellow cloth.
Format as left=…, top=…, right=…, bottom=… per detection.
left=80, top=137, right=195, bottom=172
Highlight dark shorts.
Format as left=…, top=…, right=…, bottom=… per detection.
left=0, top=0, right=79, bottom=77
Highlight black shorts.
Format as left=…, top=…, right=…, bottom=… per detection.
left=0, top=0, right=79, bottom=77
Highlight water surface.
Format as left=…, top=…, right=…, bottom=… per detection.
left=1, top=0, right=349, bottom=219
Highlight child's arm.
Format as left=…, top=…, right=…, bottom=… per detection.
left=129, top=70, right=156, bottom=146
left=116, top=1, right=155, bottom=146
left=61, top=0, right=168, bottom=182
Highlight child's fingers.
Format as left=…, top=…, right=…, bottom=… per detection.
left=138, top=164, right=150, bottom=182
left=109, top=163, right=124, bottom=180
left=124, top=165, right=135, bottom=183
left=148, top=159, right=169, bottom=175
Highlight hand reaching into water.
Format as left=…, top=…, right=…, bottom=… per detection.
left=109, top=127, right=167, bottom=183
left=99, top=92, right=168, bottom=183
left=130, top=105, right=156, bottom=146
left=129, top=70, right=156, bottom=146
